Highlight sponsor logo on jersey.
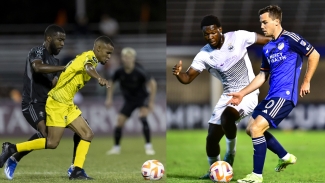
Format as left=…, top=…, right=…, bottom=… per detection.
left=300, top=40, right=306, bottom=46
left=268, top=52, right=286, bottom=63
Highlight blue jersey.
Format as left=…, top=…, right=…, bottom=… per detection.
left=261, top=30, right=314, bottom=105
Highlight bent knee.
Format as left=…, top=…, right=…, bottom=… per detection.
left=81, top=130, right=94, bottom=141
left=249, top=125, right=265, bottom=137
left=46, top=139, right=60, bottom=149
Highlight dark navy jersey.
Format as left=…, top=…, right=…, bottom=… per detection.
left=22, top=45, right=59, bottom=106
left=261, top=30, right=314, bottom=105
left=112, top=63, right=151, bottom=101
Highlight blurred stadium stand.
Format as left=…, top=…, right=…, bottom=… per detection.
left=167, top=0, right=325, bottom=130
left=167, top=0, right=325, bottom=46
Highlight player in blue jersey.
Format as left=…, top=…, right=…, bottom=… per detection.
left=227, top=5, right=320, bottom=183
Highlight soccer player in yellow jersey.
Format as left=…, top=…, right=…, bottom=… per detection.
left=0, top=36, right=114, bottom=180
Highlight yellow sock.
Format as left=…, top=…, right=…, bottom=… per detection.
left=16, top=138, right=46, bottom=152
left=74, top=140, right=91, bottom=168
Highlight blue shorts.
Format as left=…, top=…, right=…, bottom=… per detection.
left=252, top=97, right=294, bottom=128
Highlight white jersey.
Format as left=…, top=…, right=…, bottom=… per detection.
left=191, top=30, right=259, bottom=95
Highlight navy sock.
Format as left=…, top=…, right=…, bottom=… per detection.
left=252, top=136, right=267, bottom=174
left=264, top=131, right=287, bottom=158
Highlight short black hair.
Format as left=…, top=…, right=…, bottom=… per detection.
left=44, top=24, right=65, bottom=40
left=95, top=36, right=114, bottom=47
left=200, top=15, right=221, bottom=29
left=258, top=5, right=282, bottom=23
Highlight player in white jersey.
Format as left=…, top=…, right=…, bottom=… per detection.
left=172, top=15, right=271, bottom=179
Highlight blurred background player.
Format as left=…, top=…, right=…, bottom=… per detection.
left=228, top=5, right=319, bottom=183
left=0, top=36, right=114, bottom=180
left=2, top=24, right=88, bottom=180
left=172, top=15, right=270, bottom=179
left=105, top=47, right=157, bottom=155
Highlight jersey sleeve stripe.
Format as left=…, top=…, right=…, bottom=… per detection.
left=305, top=47, right=315, bottom=56
left=283, top=32, right=300, bottom=42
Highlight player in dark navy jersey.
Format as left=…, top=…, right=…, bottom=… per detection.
left=2, top=24, right=89, bottom=180
left=228, top=5, right=320, bottom=183
left=105, top=47, right=157, bottom=155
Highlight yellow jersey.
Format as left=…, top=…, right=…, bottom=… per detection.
left=48, top=50, right=98, bottom=104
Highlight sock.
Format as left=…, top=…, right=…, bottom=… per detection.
left=281, top=153, right=290, bottom=161
left=114, top=127, right=122, bottom=146
left=253, top=172, right=263, bottom=178
left=140, top=117, right=151, bottom=143
left=13, top=132, right=44, bottom=162
left=74, top=140, right=91, bottom=169
left=207, top=155, right=220, bottom=166
left=16, top=138, right=46, bottom=152
left=72, top=133, right=81, bottom=164
left=252, top=136, right=267, bottom=175
left=225, top=137, right=237, bottom=155
left=264, top=131, right=287, bottom=159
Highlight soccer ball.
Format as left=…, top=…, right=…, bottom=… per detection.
left=141, top=160, right=164, bottom=180
left=209, top=161, right=233, bottom=182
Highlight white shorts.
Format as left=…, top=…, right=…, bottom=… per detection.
left=208, top=92, right=258, bottom=125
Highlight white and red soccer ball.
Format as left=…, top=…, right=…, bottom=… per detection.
left=209, top=161, right=233, bottom=182
left=141, top=160, right=165, bottom=180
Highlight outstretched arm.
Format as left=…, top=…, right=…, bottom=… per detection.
left=85, top=63, right=109, bottom=88
left=228, top=71, right=269, bottom=106
left=255, top=33, right=272, bottom=45
left=147, top=78, right=157, bottom=111
left=172, top=60, right=200, bottom=84
left=32, top=60, right=65, bottom=73
left=300, top=49, right=320, bottom=97
left=105, top=80, right=114, bottom=108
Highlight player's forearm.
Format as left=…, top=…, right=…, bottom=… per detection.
left=303, top=50, right=320, bottom=83
left=106, top=81, right=114, bottom=101
left=85, top=64, right=101, bottom=79
left=148, top=79, right=157, bottom=103
left=241, top=73, right=267, bottom=95
left=255, top=33, right=272, bottom=45
left=52, top=76, right=58, bottom=88
left=176, top=72, right=192, bottom=84
left=33, top=63, right=65, bottom=73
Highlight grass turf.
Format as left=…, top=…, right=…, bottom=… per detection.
left=0, top=135, right=166, bottom=182
left=167, top=130, right=325, bottom=183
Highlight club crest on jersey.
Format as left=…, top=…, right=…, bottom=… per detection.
left=92, top=56, right=98, bottom=63
left=228, top=43, right=234, bottom=52
left=277, top=42, right=284, bottom=50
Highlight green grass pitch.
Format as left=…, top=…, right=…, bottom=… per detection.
left=167, top=130, right=325, bottom=183
left=0, top=135, right=166, bottom=182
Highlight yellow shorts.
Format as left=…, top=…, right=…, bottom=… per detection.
left=46, top=97, right=82, bottom=127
